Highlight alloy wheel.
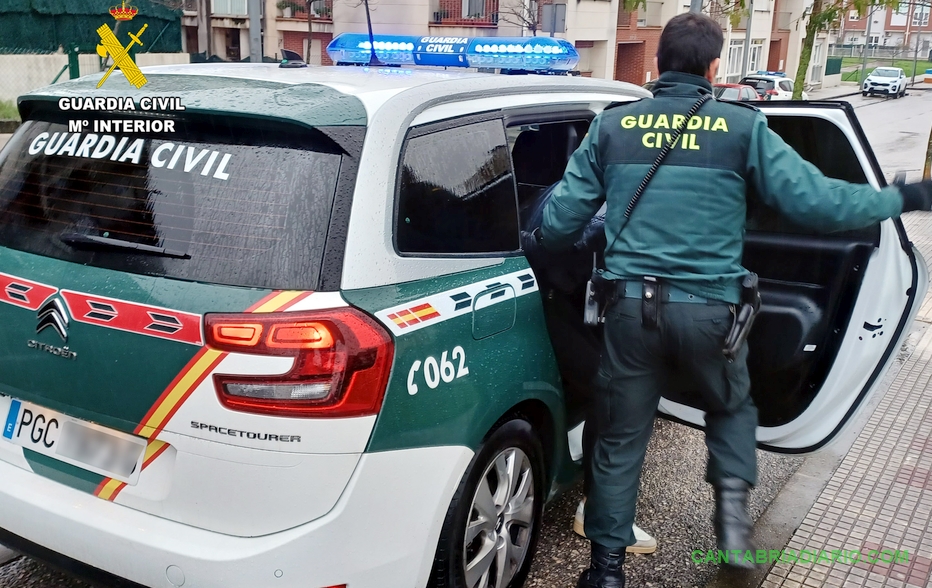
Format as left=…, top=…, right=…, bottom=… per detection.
left=462, top=447, right=535, bottom=588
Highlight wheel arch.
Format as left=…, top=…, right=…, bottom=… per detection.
left=485, top=398, right=559, bottom=490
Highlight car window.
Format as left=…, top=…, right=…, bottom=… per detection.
left=779, top=80, right=793, bottom=92
left=747, top=115, right=873, bottom=238
left=742, top=88, right=754, bottom=100
left=0, top=116, right=359, bottom=290
left=741, top=78, right=773, bottom=94
left=716, top=87, right=740, bottom=100
left=507, top=119, right=590, bottom=219
left=396, top=118, right=520, bottom=255
left=873, top=68, right=899, bottom=78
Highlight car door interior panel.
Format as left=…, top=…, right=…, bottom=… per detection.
left=516, top=105, right=917, bottom=447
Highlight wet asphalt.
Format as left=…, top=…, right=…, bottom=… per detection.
left=525, top=418, right=804, bottom=588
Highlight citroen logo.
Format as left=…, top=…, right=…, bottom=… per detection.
left=37, top=297, right=69, bottom=342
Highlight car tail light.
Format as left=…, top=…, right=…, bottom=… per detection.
left=204, top=308, right=394, bottom=418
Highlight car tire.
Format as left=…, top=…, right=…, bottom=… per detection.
left=428, top=418, right=545, bottom=588
left=862, top=91, right=868, bottom=96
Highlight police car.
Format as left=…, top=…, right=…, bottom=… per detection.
left=0, top=33, right=926, bottom=588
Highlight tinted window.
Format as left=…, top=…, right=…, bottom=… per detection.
left=396, top=119, right=520, bottom=255
left=779, top=80, right=793, bottom=92
left=747, top=115, right=873, bottom=236
left=0, top=116, right=359, bottom=290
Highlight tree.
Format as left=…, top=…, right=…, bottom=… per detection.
left=792, top=0, right=900, bottom=98
left=498, top=0, right=542, bottom=35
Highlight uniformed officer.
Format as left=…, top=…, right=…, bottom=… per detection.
left=528, top=12, right=932, bottom=588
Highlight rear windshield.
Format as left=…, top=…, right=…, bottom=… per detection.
left=741, top=78, right=774, bottom=93
left=0, top=113, right=361, bottom=290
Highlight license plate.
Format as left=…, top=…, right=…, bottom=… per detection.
left=1, top=396, right=146, bottom=484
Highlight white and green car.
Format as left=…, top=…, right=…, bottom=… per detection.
left=0, top=34, right=926, bottom=588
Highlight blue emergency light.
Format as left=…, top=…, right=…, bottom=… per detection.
left=326, top=33, right=580, bottom=72
left=754, top=70, right=787, bottom=77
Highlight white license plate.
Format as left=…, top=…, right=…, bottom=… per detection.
left=1, top=396, right=146, bottom=484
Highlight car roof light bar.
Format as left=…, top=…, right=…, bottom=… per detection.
left=326, top=33, right=580, bottom=72
left=754, top=70, right=787, bottom=77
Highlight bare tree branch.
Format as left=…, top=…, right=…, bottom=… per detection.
left=498, top=0, right=540, bottom=35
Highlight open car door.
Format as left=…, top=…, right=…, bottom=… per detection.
left=658, top=101, right=929, bottom=453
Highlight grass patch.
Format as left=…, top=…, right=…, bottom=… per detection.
left=840, top=57, right=932, bottom=78
left=0, top=99, right=19, bottom=121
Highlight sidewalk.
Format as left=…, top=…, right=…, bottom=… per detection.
left=754, top=211, right=932, bottom=588
left=807, top=81, right=932, bottom=100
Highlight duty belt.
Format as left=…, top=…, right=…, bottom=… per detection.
left=614, top=279, right=710, bottom=304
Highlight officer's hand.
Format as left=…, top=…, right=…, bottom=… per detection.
left=900, top=180, right=932, bottom=212
left=520, top=228, right=544, bottom=264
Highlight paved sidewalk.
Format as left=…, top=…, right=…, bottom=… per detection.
left=759, top=211, right=932, bottom=588
left=807, top=81, right=932, bottom=100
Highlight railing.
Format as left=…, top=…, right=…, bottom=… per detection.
left=776, top=11, right=792, bottom=30
left=637, top=1, right=662, bottom=27
left=431, top=0, right=499, bottom=26
left=279, top=0, right=333, bottom=21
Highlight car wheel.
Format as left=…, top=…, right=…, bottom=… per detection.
left=862, top=91, right=868, bottom=96
left=428, top=418, right=545, bottom=588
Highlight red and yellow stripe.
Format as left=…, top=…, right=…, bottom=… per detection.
left=387, top=303, right=441, bottom=329
left=94, top=290, right=311, bottom=501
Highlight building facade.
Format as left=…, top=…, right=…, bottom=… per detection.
left=179, top=0, right=832, bottom=89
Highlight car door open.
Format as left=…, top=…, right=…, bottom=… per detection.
left=658, top=102, right=928, bottom=453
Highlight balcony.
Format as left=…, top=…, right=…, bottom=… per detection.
left=277, top=0, right=333, bottom=21
left=637, top=2, right=662, bottom=27
left=431, top=0, right=499, bottom=26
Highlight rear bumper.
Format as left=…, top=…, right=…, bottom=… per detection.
left=0, top=446, right=473, bottom=588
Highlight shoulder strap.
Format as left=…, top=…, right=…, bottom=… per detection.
left=623, top=93, right=711, bottom=219
left=595, top=94, right=711, bottom=272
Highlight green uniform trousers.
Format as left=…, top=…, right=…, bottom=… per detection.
left=583, top=296, right=758, bottom=549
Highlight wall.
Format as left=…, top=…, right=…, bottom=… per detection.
left=334, top=0, right=429, bottom=36
left=0, top=53, right=190, bottom=103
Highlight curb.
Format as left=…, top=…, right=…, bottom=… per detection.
left=0, top=120, right=20, bottom=133
left=0, top=545, right=19, bottom=566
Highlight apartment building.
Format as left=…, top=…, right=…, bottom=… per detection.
left=182, top=0, right=622, bottom=78
left=840, top=3, right=932, bottom=51
left=614, top=0, right=834, bottom=90
left=180, top=0, right=832, bottom=87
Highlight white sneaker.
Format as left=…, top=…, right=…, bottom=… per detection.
left=573, top=497, right=658, bottom=554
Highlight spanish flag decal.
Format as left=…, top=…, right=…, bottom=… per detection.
left=94, top=290, right=312, bottom=501
left=387, top=302, right=441, bottom=329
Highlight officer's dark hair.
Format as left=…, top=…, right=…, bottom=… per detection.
left=656, top=13, right=724, bottom=77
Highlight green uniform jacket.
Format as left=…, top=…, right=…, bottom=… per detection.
left=540, top=71, right=904, bottom=304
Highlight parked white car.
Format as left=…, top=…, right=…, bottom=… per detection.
left=739, top=71, right=809, bottom=100
left=863, top=67, right=907, bottom=98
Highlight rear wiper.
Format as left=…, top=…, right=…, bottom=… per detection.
left=59, top=233, right=190, bottom=259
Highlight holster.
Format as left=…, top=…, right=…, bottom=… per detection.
left=722, top=273, right=761, bottom=361
left=583, top=269, right=615, bottom=326
left=641, top=276, right=660, bottom=329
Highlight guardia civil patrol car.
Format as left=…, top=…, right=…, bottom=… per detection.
left=0, top=33, right=926, bottom=588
